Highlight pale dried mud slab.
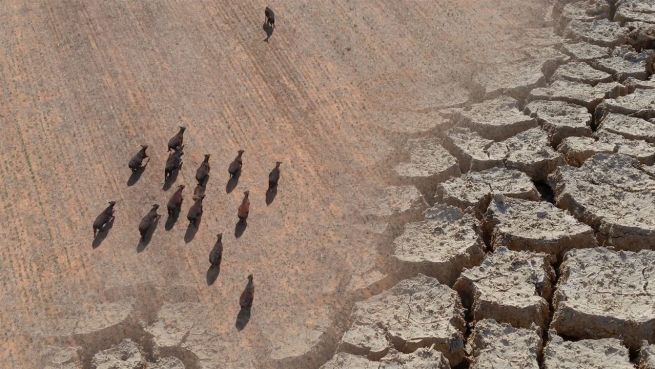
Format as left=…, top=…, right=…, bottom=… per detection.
left=591, top=48, right=654, bottom=81
left=392, top=204, right=485, bottom=285
left=39, top=345, right=82, bottom=369
left=454, top=96, right=537, bottom=141
left=561, top=42, right=610, bottom=61
left=549, top=153, right=655, bottom=249
left=362, top=185, right=428, bottom=226
left=467, top=319, right=542, bottom=369
left=551, top=248, right=655, bottom=349
left=598, top=112, right=655, bottom=143
left=565, top=19, right=630, bottom=47
left=524, top=99, right=592, bottom=145
left=339, top=274, right=466, bottom=366
left=454, top=247, right=555, bottom=329
left=599, top=88, right=655, bottom=119
left=437, top=168, right=540, bottom=214
left=560, top=0, right=610, bottom=26
left=616, top=0, right=655, bottom=24
left=486, top=128, right=565, bottom=181
left=476, top=60, right=547, bottom=101
left=626, top=76, right=655, bottom=89
left=91, top=339, right=145, bottom=369
left=484, top=196, right=597, bottom=256
left=552, top=61, right=613, bottom=84
left=320, top=348, right=451, bottom=369
left=394, top=138, right=461, bottom=196
left=543, top=334, right=633, bottom=369
left=528, top=80, right=624, bottom=110
left=640, top=342, right=655, bottom=369
left=443, top=127, right=505, bottom=172
left=558, top=132, right=655, bottom=165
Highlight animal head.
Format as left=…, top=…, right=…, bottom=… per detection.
left=178, top=184, right=185, bottom=190
left=217, top=233, right=223, bottom=241
left=193, top=194, right=206, bottom=201
left=244, top=190, right=250, bottom=197
left=237, top=149, right=245, bottom=155
left=141, top=144, right=148, bottom=150
left=108, top=201, right=116, bottom=206
left=275, top=161, right=282, bottom=167
left=247, top=274, right=253, bottom=281
left=179, top=126, right=186, bottom=132
left=152, top=204, right=160, bottom=210
left=204, top=154, right=211, bottom=160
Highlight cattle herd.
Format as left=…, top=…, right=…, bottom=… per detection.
left=92, top=123, right=281, bottom=312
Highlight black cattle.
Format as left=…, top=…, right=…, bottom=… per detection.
left=167, top=185, right=185, bottom=216
left=93, top=201, right=116, bottom=237
left=228, top=150, right=244, bottom=178
left=265, top=6, right=275, bottom=27
left=238, top=190, right=250, bottom=221
left=138, top=204, right=160, bottom=238
left=168, top=126, right=186, bottom=152
left=209, top=233, right=223, bottom=266
left=165, top=145, right=184, bottom=180
left=268, top=161, right=282, bottom=188
left=187, top=194, right=205, bottom=227
left=239, top=274, right=254, bottom=309
left=128, top=145, right=149, bottom=172
left=195, top=154, right=211, bottom=184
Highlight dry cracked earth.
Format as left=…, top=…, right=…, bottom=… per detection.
left=3, top=0, right=655, bottom=369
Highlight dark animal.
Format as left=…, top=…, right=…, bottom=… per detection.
left=187, top=194, right=205, bottom=227
left=196, top=154, right=211, bottom=184
left=128, top=145, right=149, bottom=172
left=265, top=6, right=275, bottom=27
left=238, top=191, right=250, bottom=220
left=209, top=233, right=223, bottom=266
left=239, top=274, right=254, bottom=309
left=93, top=201, right=116, bottom=237
left=167, top=185, right=185, bottom=216
left=138, top=204, right=160, bottom=238
left=268, top=161, right=282, bottom=188
left=165, top=145, right=184, bottom=180
left=228, top=150, right=244, bottom=178
left=168, top=126, right=186, bottom=152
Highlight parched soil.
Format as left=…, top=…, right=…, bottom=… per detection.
left=0, top=1, right=554, bottom=368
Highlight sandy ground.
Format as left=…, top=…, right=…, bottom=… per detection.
left=0, top=1, right=551, bottom=367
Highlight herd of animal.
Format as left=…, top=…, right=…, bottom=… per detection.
left=91, top=5, right=278, bottom=318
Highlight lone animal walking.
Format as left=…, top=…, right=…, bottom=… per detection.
left=268, top=161, right=282, bottom=188
left=228, top=150, right=244, bottom=178
left=238, top=191, right=250, bottom=221
left=168, top=126, right=186, bottom=152
left=209, top=233, right=223, bottom=266
left=239, top=274, right=255, bottom=309
left=196, top=154, right=211, bottom=184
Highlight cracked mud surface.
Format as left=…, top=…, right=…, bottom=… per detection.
left=5, top=0, right=655, bottom=368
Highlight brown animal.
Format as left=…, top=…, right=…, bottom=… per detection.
left=165, top=145, right=184, bottom=180
left=138, top=204, right=160, bottom=238
left=265, top=6, right=275, bottom=27
left=238, top=191, right=250, bottom=220
left=167, top=185, right=185, bottom=216
left=128, top=145, right=149, bottom=172
left=239, top=274, right=254, bottom=309
left=268, top=161, right=282, bottom=188
left=187, top=194, right=205, bottom=227
left=93, top=201, right=116, bottom=237
left=209, top=233, right=223, bottom=266
left=228, top=150, right=245, bottom=178
left=168, top=126, right=186, bottom=151
left=196, top=154, right=211, bottom=184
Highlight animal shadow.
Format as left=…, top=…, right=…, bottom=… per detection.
left=92, top=217, right=114, bottom=248
left=226, top=171, right=240, bottom=193
left=162, top=169, right=180, bottom=191
left=235, top=307, right=251, bottom=331
left=263, top=22, right=274, bottom=42
left=185, top=219, right=201, bottom=243
left=127, top=167, right=146, bottom=186
left=206, top=265, right=221, bottom=286
left=265, top=186, right=277, bottom=205
left=165, top=209, right=180, bottom=231
left=137, top=216, right=160, bottom=253
left=234, top=219, right=247, bottom=238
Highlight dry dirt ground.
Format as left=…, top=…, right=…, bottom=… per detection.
left=0, top=1, right=552, bottom=368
